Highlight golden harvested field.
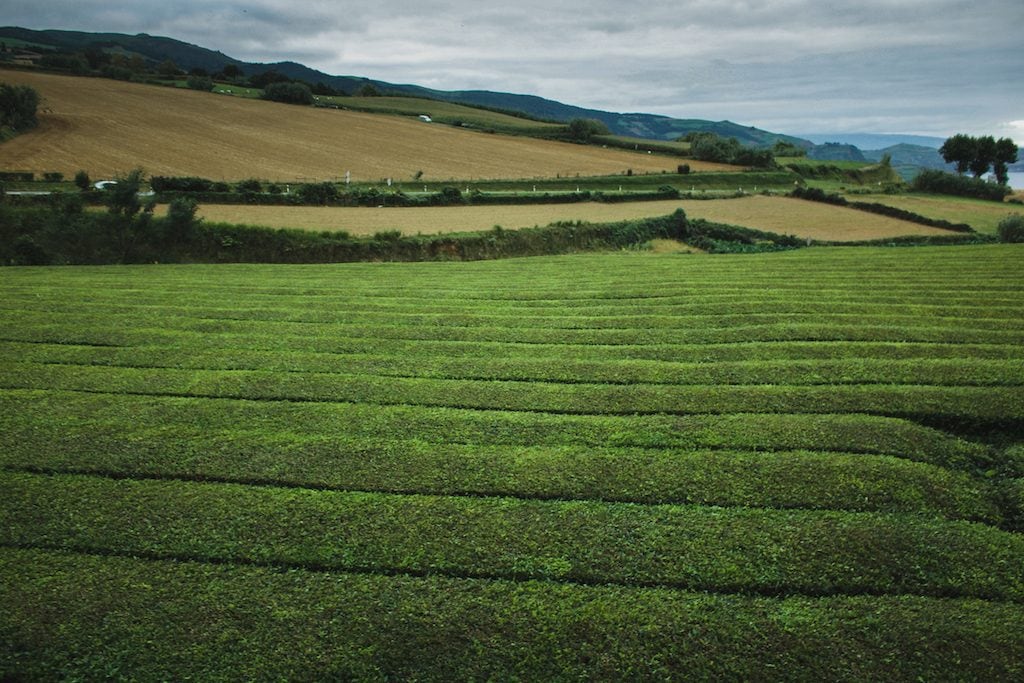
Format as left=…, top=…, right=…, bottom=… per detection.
left=185, top=195, right=956, bottom=242
left=0, top=69, right=683, bottom=181
left=852, top=193, right=1023, bottom=234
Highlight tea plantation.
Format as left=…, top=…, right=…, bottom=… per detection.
left=2, top=245, right=1023, bottom=680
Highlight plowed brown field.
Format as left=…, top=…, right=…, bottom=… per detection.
left=0, top=69, right=685, bottom=181
left=182, top=195, right=957, bottom=242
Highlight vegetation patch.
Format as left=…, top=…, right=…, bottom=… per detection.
left=2, top=245, right=1023, bottom=678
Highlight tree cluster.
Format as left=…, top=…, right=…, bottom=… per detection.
left=939, top=134, right=1017, bottom=185
left=565, top=118, right=611, bottom=142
left=680, top=132, right=775, bottom=168
left=0, top=83, right=40, bottom=132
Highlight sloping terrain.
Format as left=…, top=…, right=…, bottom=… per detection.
left=183, top=195, right=960, bottom=241
left=0, top=69, right=679, bottom=180
left=1, top=246, right=1022, bottom=679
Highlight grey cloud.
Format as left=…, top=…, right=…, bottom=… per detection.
left=4, top=0, right=1022, bottom=136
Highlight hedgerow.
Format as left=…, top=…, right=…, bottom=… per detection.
left=4, top=472, right=1022, bottom=599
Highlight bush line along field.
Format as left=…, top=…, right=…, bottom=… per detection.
left=180, top=195, right=981, bottom=241
left=2, top=244, right=1023, bottom=679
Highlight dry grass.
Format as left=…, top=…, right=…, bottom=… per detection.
left=686, top=196, right=957, bottom=241
left=181, top=195, right=955, bottom=242
left=850, top=193, right=1022, bottom=235
left=0, top=69, right=685, bottom=181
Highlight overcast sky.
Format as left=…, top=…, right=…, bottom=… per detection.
left=5, top=0, right=1023, bottom=139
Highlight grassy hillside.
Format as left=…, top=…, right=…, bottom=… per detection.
left=0, top=27, right=814, bottom=147
left=2, top=245, right=1023, bottom=679
left=0, top=69, right=681, bottom=181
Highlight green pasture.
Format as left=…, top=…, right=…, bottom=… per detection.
left=2, top=244, right=1023, bottom=679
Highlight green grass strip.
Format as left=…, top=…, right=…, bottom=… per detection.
left=0, top=390, right=995, bottom=473
left=3, top=547, right=1021, bottom=681
left=3, top=472, right=1022, bottom=600
left=5, top=344, right=1024, bottom=387
left=0, top=438, right=1000, bottom=522
left=2, top=363, right=1020, bottom=425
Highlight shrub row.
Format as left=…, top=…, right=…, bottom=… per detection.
left=0, top=389, right=994, bottom=473
left=911, top=169, right=1013, bottom=201
left=8, top=343, right=1022, bottom=387
left=4, top=472, right=1022, bottom=599
left=3, top=363, right=1020, bottom=436
left=7, top=316, right=1023, bottom=351
left=2, top=439, right=999, bottom=522
left=1, top=204, right=690, bottom=265
left=5, top=547, right=1022, bottom=681
left=789, top=186, right=974, bottom=232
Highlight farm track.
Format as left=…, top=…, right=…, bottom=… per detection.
left=2, top=245, right=1024, bottom=678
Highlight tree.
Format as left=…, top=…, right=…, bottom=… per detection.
left=156, top=59, right=181, bottom=78
left=104, top=168, right=155, bottom=261
left=0, top=82, right=40, bottom=131
left=993, top=137, right=1019, bottom=186
left=261, top=81, right=314, bottom=105
left=74, top=170, right=91, bottom=192
left=220, top=64, right=243, bottom=80
left=969, top=135, right=996, bottom=178
left=566, top=118, right=611, bottom=142
left=939, top=133, right=975, bottom=174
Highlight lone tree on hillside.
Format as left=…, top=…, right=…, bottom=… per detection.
left=566, top=118, right=611, bottom=142
left=940, top=133, right=1017, bottom=183
left=0, top=82, right=40, bottom=132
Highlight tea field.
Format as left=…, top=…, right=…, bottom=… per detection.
left=1, top=245, right=1023, bottom=679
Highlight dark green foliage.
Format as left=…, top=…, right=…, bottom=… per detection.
left=164, top=197, right=200, bottom=241
left=684, top=132, right=776, bottom=168
left=73, top=170, right=90, bottom=191
left=235, top=178, right=262, bottom=194
left=150, top=176, right=218, bottom=193
left=261, top=81, right=314, bottom=105
left=941, top=133, right=1018, bottom=183
left=565, top=118, right=611, bottom=142
left=186, top=75, right=213, bottom=91
left=5, top=548, right=1023, bottom=681
left=297, top=181, right=340, bottom=205
left=998, top=214, right=1024, bottom=243
left=912, top=169, right=1012, bottom=201
left=248, top=70, right=291, bottom=89
left=0, top=82, right=40, bottom=131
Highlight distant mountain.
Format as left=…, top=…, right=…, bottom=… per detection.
left=803, top=133, right=946, bottom=150
left=0, top=26, right=809, bottom=148
left=806, top=143, right=866, bottom=162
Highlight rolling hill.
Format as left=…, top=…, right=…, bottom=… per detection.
left=0, top=69, right=684, bottom=181
left=0, top=26, right=810, bottom=147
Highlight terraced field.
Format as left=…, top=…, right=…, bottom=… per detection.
left=2, top=245, right=1023, bottom=679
